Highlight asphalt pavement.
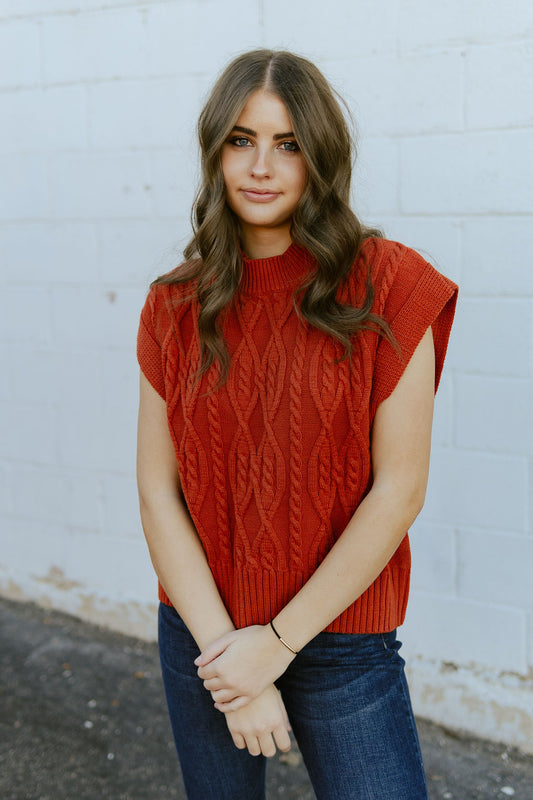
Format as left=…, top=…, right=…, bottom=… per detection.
left=1, top=596, right=532, bottom=800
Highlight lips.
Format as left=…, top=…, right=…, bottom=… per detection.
left=241, top=188, right=280, bottom=202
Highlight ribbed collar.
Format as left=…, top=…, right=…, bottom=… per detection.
left=239, top=242, right=315, bottom=294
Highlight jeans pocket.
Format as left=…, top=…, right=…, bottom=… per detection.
left=304, top=631, right=395, bottom=672
left=158, top=603, right=200, bottom=675
left=380, top=629, right=406, bottom=669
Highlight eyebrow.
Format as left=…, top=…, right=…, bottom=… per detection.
left=232, top=125, right=295, bottom=141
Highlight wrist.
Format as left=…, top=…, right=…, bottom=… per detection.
left=268, top=619, right=299, bottom=659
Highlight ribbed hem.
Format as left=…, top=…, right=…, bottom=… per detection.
left=239, top=242, right=314, bottom=294
left=158, top=563, right=410, bottom=635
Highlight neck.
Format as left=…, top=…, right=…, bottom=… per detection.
left=240, top=224, right=292, bottom=259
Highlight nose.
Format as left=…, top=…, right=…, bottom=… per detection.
left=250, top=145, right=271, bottom=178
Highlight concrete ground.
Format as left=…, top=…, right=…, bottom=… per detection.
left=1, top=596, right=532, bottom=800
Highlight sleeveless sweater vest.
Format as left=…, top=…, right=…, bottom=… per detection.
left=137, top=237, right=458, bottom=633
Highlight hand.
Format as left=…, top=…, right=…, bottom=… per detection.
left=224, top=684, right=291, bottom=757
left=195, top=624, right=296, bottom=712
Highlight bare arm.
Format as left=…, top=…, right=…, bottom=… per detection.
left=197, top=327, right=436, bottom=709
left=136, top=372, right=291, bottom=755
left=136, top=371, right=235, bottom=648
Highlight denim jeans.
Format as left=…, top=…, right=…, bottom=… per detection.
left=158, top=602, right=428, bottom=800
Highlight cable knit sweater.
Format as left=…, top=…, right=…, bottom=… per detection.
left=137, top=237, right=458, bottom=633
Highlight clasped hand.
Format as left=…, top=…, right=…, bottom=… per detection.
left=195, top=624, right=296, bottom=712
left=224, top=684, right=291, bottom=757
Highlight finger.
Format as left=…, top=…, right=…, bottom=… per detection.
left=258, top=733, right=276, bottom=758
left=196, top=663, right=217, bottom=680
left=231, top=732, right=246, bottom=750
left=245, top=737, right=262, bottom=757
left=275, top=691, right=291, bottom=731
left=209, top=688, right=239, bottom=703
left=273, top=723, right=291, bottom=753
left=194, top=634, right=231, bottom=667
left=202, top=678, right=223, bottom=692
left=213, top=695, right=250, bottom=713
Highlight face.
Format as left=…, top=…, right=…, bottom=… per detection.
left=221, top=90, right=307, bottom=256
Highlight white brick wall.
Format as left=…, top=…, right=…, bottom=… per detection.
left=41, top=10, right=147, bottom=84
left=0, top=223, right=99, bottom=283
left=466, top=41, right=533, bottom=129
left=263, top=0, right=399, bottom=57
left=398, top=0, right=533, bottom=47
left=0, top=18, right=41, bottom=88
left=402, top=593, right=527, bottom=674
left=456, top=375, right=533, bottom=454
left=448, top=299, right=531, bottom=375
left=0, top=85, right=87, bottom=152
left=457, top=530, right=533, bottom=611
left=327, top=50, right=465, bottom=137
left=400, top=131, right=533, bottom=214
left=0, top=155, right=49, bottom=218
left=145, top=1, right=261, bottom=74
left=423, top=449, right=528, bottom=532
left=1, top=0, right=532, bottom=752
left=409, top=522, right=456, bottom=594
left=463, top=218, right=533, bottom=295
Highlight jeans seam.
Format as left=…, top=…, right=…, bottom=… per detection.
left=397, top=674, right=429, bottom=798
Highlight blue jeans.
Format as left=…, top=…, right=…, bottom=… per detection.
left=158, top=603, right=428, bottom=800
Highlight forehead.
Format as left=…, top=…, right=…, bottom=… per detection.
left=234, top=90, right=292, bottom=133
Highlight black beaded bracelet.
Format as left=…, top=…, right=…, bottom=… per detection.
left=269, top=620, right=299, bottom=655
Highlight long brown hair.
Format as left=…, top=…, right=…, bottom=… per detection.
left=154, top=49, right=394, bottom=389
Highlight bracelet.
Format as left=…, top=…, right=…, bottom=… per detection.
left=269, top=620, right=299, bottom=655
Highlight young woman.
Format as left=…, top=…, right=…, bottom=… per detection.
left=136, top=49, right=457, bottom=800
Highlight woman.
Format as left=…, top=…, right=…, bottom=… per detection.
left=136, top=49, right=457, bottom=800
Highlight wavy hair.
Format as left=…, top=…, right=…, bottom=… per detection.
left=153, top=49, right=395, bottom=390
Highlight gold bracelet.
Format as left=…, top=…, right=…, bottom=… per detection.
left=269, top=620, right=299, bottom=655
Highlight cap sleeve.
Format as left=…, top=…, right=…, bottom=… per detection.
left=370, top=243, right=458, bottom=420
left=137, top=286, right=167, bottom=400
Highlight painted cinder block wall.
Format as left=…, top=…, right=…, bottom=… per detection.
left=1, top=0, right=532, bottom=752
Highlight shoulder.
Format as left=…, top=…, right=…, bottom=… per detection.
left=342, top=236, right=422, bottom=300
left=354, top=237, right=457, bottom=321
left=360, top=236, right=428, bottom=287
left=140, top=268, right=198, bottom=343
left=146, top=262, right=200, bottom=313
left=367, top=238, right=458, bottom=415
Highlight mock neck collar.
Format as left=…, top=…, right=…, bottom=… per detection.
left=239, top=242, right=315, bottom=294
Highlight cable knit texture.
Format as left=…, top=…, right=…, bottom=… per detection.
left=137, top=238, right=458, bottom=633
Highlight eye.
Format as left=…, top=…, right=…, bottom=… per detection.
left=228, top=136, right=251, bottom=147
left=278, top=140, right=300, bottom=153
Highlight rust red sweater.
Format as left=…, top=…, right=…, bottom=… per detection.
left=137, top=237, right=458, bottom=633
